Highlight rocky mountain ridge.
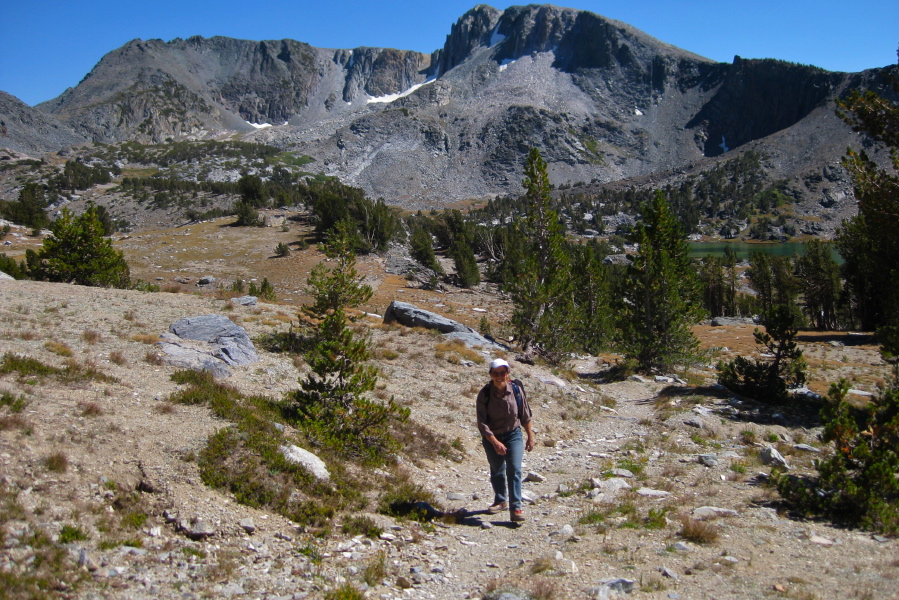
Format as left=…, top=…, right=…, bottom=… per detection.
left=3, top=4, right=898, bottom=212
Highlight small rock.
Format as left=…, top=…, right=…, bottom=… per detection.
left=279, top=444, right=330, bottom=481
left=446, top=492, right=466, bottom=501
left=197, top=275, right=216, bottom=286
left=610, top=468, right=634, bottom=478
left=557, top=558, right=578, bottom=575
left=379, top=533, right=396, bottom=541
left=560, top=524, right=574, bottom=537
left=239, top=518, right=255, bottom=534
left=481, top=522, right=493, bottom=529
left=596, top=578, right=635, bottom=594
left=78, top=548, right=98, bottom=571
left=692, top=506, right=738, bottom=521
left=659, top=566, right=679, bottom=580
left=557, top=483, right=570, bottom=494
left=684, top=418, right=705, bottom=429
left=598, top=478, right=631, bottom=494
left=396, top=576, right=413, bottom=589
left=543, top=439, right=557, bottom=448
left=220, top=582, right=246, bottom=597
left=672, top=542, right=691, bottom=552
left=697, top=454, right=719, bottom=467
left=524, top=472, right=545, bottom=482
left=793, top=444, right=821, bottom=453
left=810, top=535, right=834, bottom=547
left=521, top=489, right=538, bottom=504
left=721, top=556, right=739, bottom=564
left=873, top=535, right=889, bottom=543
left=637, top=487, right=670, bottom=498
left=760, top=446, right=790, bottom=470
left=232, top=295, right=258, bottom=306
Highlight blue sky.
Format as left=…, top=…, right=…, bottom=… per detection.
left=1, top=0, right=896, bottom=107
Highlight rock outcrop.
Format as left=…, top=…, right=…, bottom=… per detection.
left=383, top=300, right=504, bottom=350
left=157, top=314, right=258, bottom=377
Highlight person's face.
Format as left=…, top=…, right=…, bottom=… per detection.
left=490, top=367, right=509, bottom=386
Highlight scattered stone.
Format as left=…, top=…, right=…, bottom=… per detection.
left=637, top=487, right=670, bottom=498
left=521, top=489, right=538, bottom=504
left=543, top=439, right=557, bottom=448
left=684, top=418, right=705, bottom=429
left=659, top=566, right=679, bottom=580
left=239, top=518, right=255, bottom=534
left=524, top=472, right=545, bottom=482
left=279, top=444, right=330, bottom=481
left=610, top=468, right=634, bottom=478
left=697, top=454, right=719, bottom=467
left=692, top=506, right=739, bottom=521
left=721, top=556, right=739, bottom=564
left=873, top=535, right=889, bottom=543
left=628, top=375, right=648, bottom=383
left=759, top=446, right=790, bottom=470
left=446, top=492, right=466, bottom=501
left=231, top=295, right=257, bottom=306
left=396, top=576, right=413, bottom=589
left=559, top=524, right=575, bottom=537
left=654, top=376, right=675, bottom=383
left=481, top=522, right=493, bottom=529
left=597, top=478, right=631, bottom=494
left=197, top=275, right=216, bottom=286
left=168, top=314, right=258, bottom=365
left=557, top=558, right=578, bottom=575
left=77, top=548, right=98, bottom=571
left=793, top=444, right=821, bottom=453
left=672, top=542, right=691, bottom=552
left=220, top=582, right=246, bottom=596
left=186, top=518, right=215, bottom=540
left=591, top=578, right=635, bottom=596
left=557, top=483, right=570, bottom=494
left=379, top=532, right=396, bottom=541
left=810, top=535, right=835, bottom=547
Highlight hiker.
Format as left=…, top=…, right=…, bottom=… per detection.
left=476, top=358, right=535, bottom=522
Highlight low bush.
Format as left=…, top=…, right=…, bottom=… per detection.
left=777, top=375, right=899, bottom=535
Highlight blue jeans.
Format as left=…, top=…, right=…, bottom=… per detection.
left=482, top=427, right=523, bottom=511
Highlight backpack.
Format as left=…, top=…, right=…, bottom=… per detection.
left=483, top=379, right=524, bottom=417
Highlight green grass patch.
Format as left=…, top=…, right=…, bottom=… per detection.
left=377, top=480, right=441, bottom=522
left=58, top=524, right=90, bottom=544
left=0, top=391, right=28, bottom=413
left=0, top=353, right=116, bottom=384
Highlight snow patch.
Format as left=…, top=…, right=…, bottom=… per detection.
left=489, top=25, right=506, bottom=47
left=719, top=136, right=729, bottom=153
left=367, top=79, right=434, bottom=104
left=247, top=122, right=272, bottom=130
left=498, top=58, right=516, bottom=72
left=634, top=108, right=643, bottom=116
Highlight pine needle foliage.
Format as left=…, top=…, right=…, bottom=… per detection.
left=618, top=191, right=704, bottom=373
left=777, top=374, right=899, bottom=535
left=509, top=148, right=575, bottom=360
left=718, top=304, right=808, bottom=404
left=835, top=69, right=899, bottom=355
left=26, top=205, right=130, bottom=288
left=291, top=221, right=408, bottom=463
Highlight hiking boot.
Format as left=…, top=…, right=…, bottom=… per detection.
left=510, top=509, right=526, bottom=522
left=487, top=502, right=507, bottom=514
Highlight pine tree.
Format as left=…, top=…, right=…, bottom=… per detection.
left=618, top=191, right=704, bottom=373
left=291, top=221, right=408, bottom=463
left=796, top=240, right=841, bottom=329
left=835, top=64, right=899, bottom=354
left=27, top=206, right=130, bottom=288
left=450, top=239, right=480, bottom=288
left=508, top=148, right=575, bottom=360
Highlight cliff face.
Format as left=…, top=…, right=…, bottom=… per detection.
left=11, top=3, right=893, bottom=209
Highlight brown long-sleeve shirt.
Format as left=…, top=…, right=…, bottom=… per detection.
left=476, top=379, right=532, bottom=438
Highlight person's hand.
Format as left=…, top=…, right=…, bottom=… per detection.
left=492, top=440, right=507, bottom=455
left=525, top=436, right=535, bottom=452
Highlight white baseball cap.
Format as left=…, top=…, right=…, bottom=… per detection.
left=489, top=358, right=510, bottom=372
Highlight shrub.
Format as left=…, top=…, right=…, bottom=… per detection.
left=718, top=305, right=807, bottom=403
left=45, top=451, right=68, bottom=472
left=59, top=524, right=90, bottom=543
left=377, top=480, right=440, bottom=522
left=27, top=205, right=131, bottom=288
left=275, top=242, right=290, bottom=257
left=341, top=515, right=382, bottom=538
left=679, top=517, right=719, bottom=544
left=777, top=375, right=899, bottom=535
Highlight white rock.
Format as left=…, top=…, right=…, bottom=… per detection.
left=759, top=446, right=790, bottom=470
left=692, top=506, right=739, bottom=521
left=279, top=444, right=330, bottom=480
left=637, top=487, right=670, bottom=498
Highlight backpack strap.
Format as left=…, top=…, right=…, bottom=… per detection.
left=509, top=380, right=523, bottom=417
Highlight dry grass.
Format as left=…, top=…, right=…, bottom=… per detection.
left=145, top=350, right=165, bottom=365
left=131, top=334, right=161, bottom=344
left=679, top=516, right=719, bottom=544
left=45, top=451, right=69, bottom=473
left=15, top=330, right=38, bottom=341
left=82, top=329, right=101, bottom=344
left=435, top=339, right=486, bottom=364
left=45, top=340, right=73, bottom=356
left=109, top=350, right=127, bottom=366
left=78, top=401, right=104, bottom=417
left=153, top=403, right=176, bottom=415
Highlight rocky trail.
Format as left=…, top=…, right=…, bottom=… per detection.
left=0, top=277, right=897, bottom=600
